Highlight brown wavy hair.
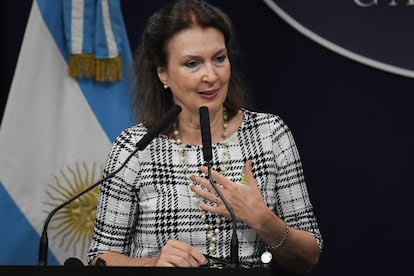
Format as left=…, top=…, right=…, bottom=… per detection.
left=131, top=0, right=250, bottom=133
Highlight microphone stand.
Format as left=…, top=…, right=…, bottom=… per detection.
left=199, top=106, right=239, bottom=268
left=205, top=161, right=239, bottom=268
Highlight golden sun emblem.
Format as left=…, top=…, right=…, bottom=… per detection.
left=44, top=162, right=103, bottom=257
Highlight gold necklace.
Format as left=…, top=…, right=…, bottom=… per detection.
left=172, top=107, right=229, bottom=257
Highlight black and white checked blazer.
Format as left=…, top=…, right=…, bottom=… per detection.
left=87, top=109, right=323, bottom=266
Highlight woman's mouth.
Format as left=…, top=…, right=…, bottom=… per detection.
left=198, top=90, right=218, bottom=99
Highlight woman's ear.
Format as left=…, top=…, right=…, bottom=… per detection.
left=157, top=66, right=168, bottom=86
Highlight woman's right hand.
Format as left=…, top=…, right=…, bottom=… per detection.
left=152, top=240, right=207, bottom=267
left=90, top=240, right=206, bottom=267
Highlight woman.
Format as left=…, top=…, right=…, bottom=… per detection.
left=87, top=0, right=322, bottom=273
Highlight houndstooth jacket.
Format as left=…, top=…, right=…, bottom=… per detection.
left=87, top=109, right=323, bottom=266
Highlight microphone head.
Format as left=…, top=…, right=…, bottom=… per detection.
left=64, top=257, right=84, bottom=266
left=136, top=104, right=182, bottom=150
left=199, top=106, right=213, bottom=163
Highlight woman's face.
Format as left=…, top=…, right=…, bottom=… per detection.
left=157, top=26, right=230, bottom=116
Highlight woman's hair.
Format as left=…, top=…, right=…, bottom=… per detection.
left=131, top=0, right=249, bottom=132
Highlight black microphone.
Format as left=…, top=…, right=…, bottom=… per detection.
left=38, top=104, right=182, bottom=265
left=199, top=106, right=239, bottom=268
left=137, top=105, right=182, bottom=150
left=200, top=108, right=213, bottom=162
left=64, top=257, right=84, bottom=266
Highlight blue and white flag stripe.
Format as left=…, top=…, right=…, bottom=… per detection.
left=97, top=0, right=120, bottom=58
left=0, top=0, right=133, bottom=265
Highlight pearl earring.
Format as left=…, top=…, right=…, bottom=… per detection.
left=163, top=84, right=168, bottom=89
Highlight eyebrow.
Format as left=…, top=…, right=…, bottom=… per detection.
left=181, top=48, right=227, bottom=60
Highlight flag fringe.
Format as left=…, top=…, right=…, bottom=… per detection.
left=68, top=55, right=122, bottom=82
left=68, top=54, right=96, bottom=79
left=95, top=57, right=122, bottom=82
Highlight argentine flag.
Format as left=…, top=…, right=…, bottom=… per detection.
left=0, top=0, right=133, bottom=265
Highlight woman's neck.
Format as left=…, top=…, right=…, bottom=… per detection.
left=172, top=107, right=236, bottom=145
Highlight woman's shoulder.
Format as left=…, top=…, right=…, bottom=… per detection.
left=113, top=123, right=148, bottom=144
left=243, top=109, right=287, bottom=128
left=241, top=109, right=294, bottom=144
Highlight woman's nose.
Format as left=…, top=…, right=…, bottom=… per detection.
left=201, top=63, right=218, bottom=83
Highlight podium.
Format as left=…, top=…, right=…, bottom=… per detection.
left=0, top=266, right=279, bottom=276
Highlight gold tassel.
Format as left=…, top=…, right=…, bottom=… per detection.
left=68, top=54, right=96, bottom=79
left=95, top=57, right=122, bottom=82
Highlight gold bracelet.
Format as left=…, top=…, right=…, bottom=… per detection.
left=265, top=223, right=289, bottom=250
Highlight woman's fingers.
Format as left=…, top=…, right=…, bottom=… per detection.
left=157, top=240, right=206, bottom=267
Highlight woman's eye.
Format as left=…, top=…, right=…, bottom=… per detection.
left=215, top=55, right=226, bottom=63
left=185, top=60, right=199, bottom=68
left=214, top=55, right=227, bottom=66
